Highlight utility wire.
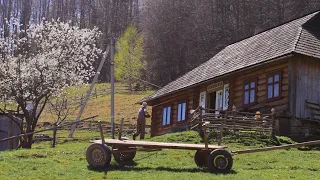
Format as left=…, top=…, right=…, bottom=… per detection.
left=127, top=74, right=162, bottom=89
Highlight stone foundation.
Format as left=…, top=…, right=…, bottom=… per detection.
left=290, top=118, right=320, bottom=139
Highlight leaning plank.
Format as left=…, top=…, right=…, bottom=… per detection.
left=233, top=140, right=320, bottom=154
left=90, top=139, right=227, bottom=150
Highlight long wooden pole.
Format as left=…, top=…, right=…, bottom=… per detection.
left=110, top=37, right=115, bottom=139
left=68, top=46, right=110, bottom=137
left=0, top=116, right=98, bottom=143
left=232, top=140, right=320, bottom=155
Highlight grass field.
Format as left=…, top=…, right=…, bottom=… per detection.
left=0, top=131, right=319, bottom=180
left=1, top=83, right=154, bottom=124
left=40, top=83, right=154, bottom=124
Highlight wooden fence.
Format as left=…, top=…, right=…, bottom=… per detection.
left=37, top=120, right=151, bottom=134
left=189, top=106, right=276, bottom=144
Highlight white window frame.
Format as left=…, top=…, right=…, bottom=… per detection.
left=223, top=84, right=229, bottom=110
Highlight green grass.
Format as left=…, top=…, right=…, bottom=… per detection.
left=0, top=83, right=154, bottom=124
left=0, top=131, right=319, bottom=180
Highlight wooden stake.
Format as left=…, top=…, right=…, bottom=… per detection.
left=118, top=118, right=124, bottom=140
left=99, top=121, right=105, bottom=144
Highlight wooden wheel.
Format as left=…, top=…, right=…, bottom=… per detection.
left=194, top=150, right=209, bottom=167
left=112, top=137, right=136, bottom=164
left=86, top=143, right=111, bottom=168
left=207, top=149, right=233, bottom=173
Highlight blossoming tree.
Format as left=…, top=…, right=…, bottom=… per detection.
left=0, top=19, right=102, bottom=148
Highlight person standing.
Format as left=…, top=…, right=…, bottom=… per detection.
left=133, top=102, right=150, bottom=140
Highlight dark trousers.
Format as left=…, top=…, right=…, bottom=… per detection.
left=133, top=118, right=146, bottom=139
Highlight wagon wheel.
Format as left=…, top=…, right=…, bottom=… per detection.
left=207, top=149, right=233, bottom=173
left=112, top=137, right=136, bottom=164
left=194, top=150, right=210, bottom=167
left=86, top=143, right=111, bottom=168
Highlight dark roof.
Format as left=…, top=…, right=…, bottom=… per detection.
left=143, top=11, right=320, bottom=103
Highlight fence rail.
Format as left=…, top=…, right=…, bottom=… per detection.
left=190, top=106, right=276, bottom=144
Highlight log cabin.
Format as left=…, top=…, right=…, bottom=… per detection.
left=141, top=11, right=320, bottom=139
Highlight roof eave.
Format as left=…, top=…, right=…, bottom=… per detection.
left=145, top=53, right=294, bottom=105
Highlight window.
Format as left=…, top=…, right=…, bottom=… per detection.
left=223, top=84, right=229, bottom=110
left=162, top=106, right=171, bottom=126
left=177, top=102, right=187, bottom=122
left=267, top=72, right=281, bottom=99
left=243, top=80, right=256, bottom=105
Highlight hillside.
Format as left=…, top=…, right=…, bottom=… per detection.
left=38, top=83, right=154, bottom=125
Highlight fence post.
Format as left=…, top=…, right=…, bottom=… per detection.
left=94, top=88, right=97, bottom=99
left=271, top=108, right=276, bottom=137
left=118, top=118, right=124, bottom=140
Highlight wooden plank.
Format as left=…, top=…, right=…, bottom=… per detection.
left=312, top=110, right=320, bottom=116
left=307, top=103, right=320, bottom=110
left=313, top=115, right=320, bottom=120
left=233, top=140, right=320, bottom=154
left=306, top=99, right=319, bottom=105
left=91, top=139, right=227, bottom=150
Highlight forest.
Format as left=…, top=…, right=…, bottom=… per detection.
left=1, top=0, right=320, bottom=87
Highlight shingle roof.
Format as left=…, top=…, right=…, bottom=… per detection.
left=143, top=11, right=320, bottom=103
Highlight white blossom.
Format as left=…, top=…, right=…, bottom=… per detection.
left=0, top=19, right=102, bottom=104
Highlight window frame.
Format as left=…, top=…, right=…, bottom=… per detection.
left=266, top=71, right=282, bottom=100
left=177, top=101, right=188, bottom=123
left=162, top=105, right=172, bottom=127
left=243, top=78, right=257, bottom=106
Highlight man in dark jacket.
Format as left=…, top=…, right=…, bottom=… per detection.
left=133, top=102, right=149, bottom=140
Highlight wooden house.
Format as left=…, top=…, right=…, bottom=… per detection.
left=141, top=11, right=320, bottom=139
left=0, top=113, right=22, bottom=151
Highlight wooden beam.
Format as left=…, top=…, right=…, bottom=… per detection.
left=232, top=140, right=320, bottom=154
left=0, top=116, right=98, bottom=143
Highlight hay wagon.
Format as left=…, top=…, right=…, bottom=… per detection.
left=85, top=107, right=320, bottom=173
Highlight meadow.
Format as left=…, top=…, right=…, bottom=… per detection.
left=0, top=130, right=319, bottom=180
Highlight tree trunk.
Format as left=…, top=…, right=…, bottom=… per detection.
left=21, top=134, right=33, bottom=148
left=51, top=124, right=57, bottom=148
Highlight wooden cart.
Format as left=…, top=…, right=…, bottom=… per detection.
left=86, top=138, right=232, bottom=173
left=86, top=121, right=320, bottom=173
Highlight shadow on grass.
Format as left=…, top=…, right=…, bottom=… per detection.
left=87, top=163, right=237, bottom=175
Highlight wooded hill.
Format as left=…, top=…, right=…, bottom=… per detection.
left=1, top=0, right=320, bottom=86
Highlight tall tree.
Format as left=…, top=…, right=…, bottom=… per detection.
left=114, top=24, right=144, bottom=92
left=0, top=19, right=102, bottom=148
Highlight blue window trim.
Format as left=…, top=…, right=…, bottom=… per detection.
left=177, top=102, right=187, bottom=122
left=162, top=106, right=171, bottom=126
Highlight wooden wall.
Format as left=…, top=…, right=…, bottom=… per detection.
left=231, top=59, right=289, bottom=114
left=294, top=55, right=320, bottom=119
left=150, top=89, right=194, bottom=137
left=0, top=115, right=20, bottom=151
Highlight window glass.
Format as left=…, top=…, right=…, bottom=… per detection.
left=250, top=82, right=255, bottom=88
left=268, top=77, right=273, bottom=84
left=244, top=91, right=249, bottom=104
left=268, top=85, right=273, bottom=98
left=244, top=84, right=249, bottom=90
left=181, top=103, right=186, bottom=121
left=162, top=108, right=167, bottom=125
left=274, top=74, right=280, bottom=82
left=177, top=104, right=182, bottom=122
left=167, top=107, right=171, bottom=125
left=274, top=83, right=279, bottom=97
left=250, top=90, right=255, bottom=103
